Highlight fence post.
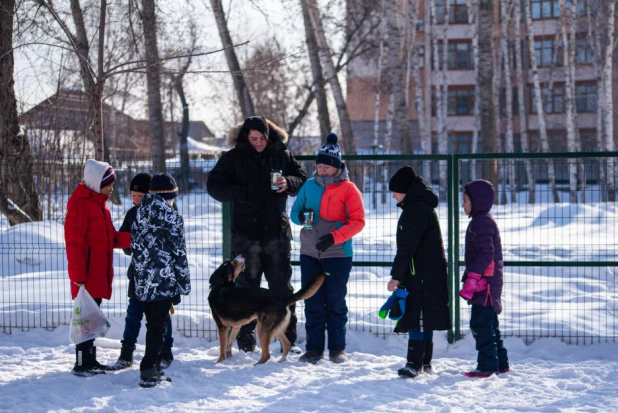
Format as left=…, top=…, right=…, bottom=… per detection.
left=222, top=202, right=232, bottom=260
left=452, top=155, right=461, bottom=341
left=447, top=156, right=455, bottom=343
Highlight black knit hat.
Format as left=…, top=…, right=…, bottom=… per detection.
left=130, top=172, right=152, bottom=194
left=389, top=166, right=417, bottom=193
left=149, top=173, right=178, bottom=199
left=241, top=116, right=269, bottom=138
left=315, top=133, right=342, bottom=169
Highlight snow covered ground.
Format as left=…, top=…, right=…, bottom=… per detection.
left=1, top=184, right=618, bottom=411
left=1, top=321, right=618, bottom=412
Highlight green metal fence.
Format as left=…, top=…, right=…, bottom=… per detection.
left=1, top=153, right=617, bottom=345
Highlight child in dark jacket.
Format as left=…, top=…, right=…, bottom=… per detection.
left=112, top=173, right=174, bottom=370
left=385, top=166, right=451, bottom=378
left=132, top=173, right=191, bottom=387
left=460, top=179, right=510, bottom=378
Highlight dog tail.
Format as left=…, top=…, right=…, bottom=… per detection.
left=287, top=272, right=327, bottom=306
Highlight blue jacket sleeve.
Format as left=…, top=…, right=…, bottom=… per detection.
left=290, top=184, right=307, bottom=225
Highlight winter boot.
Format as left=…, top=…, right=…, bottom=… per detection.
left=139, top=366, right=171, bottom=388
left=71, top=348, right=105, bottom=377
left=464, top=370, right=498, bottom=378
left=158, top=347, right=174, bottom=369
left=422, top=341, right=434, bottom=374
left=110, top=348, right=134, bottom=371
left=90, top=346, right=112, bottom=372
left=281, top=343, right=302, bottom=355
left=298, top=351, right=324, bottom=364
left=329, top=350, right=348, bottom=364
left=397, top=340, right=425, bottom=378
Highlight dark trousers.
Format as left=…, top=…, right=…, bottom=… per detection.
left=121, top=296, right=173, bottom=352
left=300, top=254, right=352, bottom=352
left=470, top=304, right=509, bottom=372
left=140, top=299, right=172, bottom=372
left=76, top=298, right=102, bottom=352
left=233, top=238, right=297, bottom=345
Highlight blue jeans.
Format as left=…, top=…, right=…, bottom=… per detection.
left=300, top=255, right=352, bottom=353
left=121, top=296, right=173, bottom=351
left=470, top=304, right=509, bottom=372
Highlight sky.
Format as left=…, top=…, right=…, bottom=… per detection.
left=1, top=182, right=618, bottom=412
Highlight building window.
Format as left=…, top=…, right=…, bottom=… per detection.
left=448, top=42, right=474, bottom=69
left=531, top=0, right=560, bottom=20
left=449, top=0, right=468, bottom=23
left=575, top=83, right=597, bottom=112
left=531, top=85, right=565, bottom=114
left=448, top=133, right=472, bottom=154
left=434, top=0, right=468, bottom=24
left=534, top=37, right=562, bottom=67
left=448, top=87, right=475, bottom=115
left=576, top=38, right=594, bottom=64
left=436, top=41, right=474, bottom=70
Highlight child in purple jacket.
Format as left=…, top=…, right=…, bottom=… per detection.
left=460, top=179, right=510, bottom=378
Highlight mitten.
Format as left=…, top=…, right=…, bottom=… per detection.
left=378, top=288, right=409, bottom=321
left=297, top=210, right=305, bottom=224
left=459, top=272, right=487, bottom=300
left=316, top=234, right=335, bottom=252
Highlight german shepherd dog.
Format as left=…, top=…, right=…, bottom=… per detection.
left=208, top=255, right=326, bottom=365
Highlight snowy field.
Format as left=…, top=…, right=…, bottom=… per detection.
left=1, top=322, right=618, bottom=412
left=1, top=182, right=618, bottom=411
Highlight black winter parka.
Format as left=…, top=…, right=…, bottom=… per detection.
left=207, top=120, right=306, bottom=244
left=391, top=176, right=451, bottom=333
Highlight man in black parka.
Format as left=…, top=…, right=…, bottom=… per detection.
left=386, top=166, right=451, bottom=378
left=207, top=116, right=307, bottom=353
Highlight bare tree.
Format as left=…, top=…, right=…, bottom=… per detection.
left=305, top=0, right=356, bottom=155
left=0, top=0, right=41, bottom=224
left=468, top=0, right=480, bottom=180
left=478, top=0, right=496, bottom=184
left=524, top=0, right=559, bottom=203
left=300, top=0, right=331, bottom=139
left=422, top=0, right=433, bottom=180
left=210, top=0, right=255, bottom=119
left=513, top=0, right=535, bottom=204
left=501, top=0, right=516, bottom=203
left=141, top=0, right=166, bottom=171
left=601, top=1, right=616, bottom=201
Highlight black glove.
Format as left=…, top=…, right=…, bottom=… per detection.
left=315, top=234, right=335, bottom=252
left=298, top=210, right=305, bottom=224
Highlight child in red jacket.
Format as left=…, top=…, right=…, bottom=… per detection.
left=65, top=159, right=130, bottom=376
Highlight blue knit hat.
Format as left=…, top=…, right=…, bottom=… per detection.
left=315, top=133, right=342, bottom=169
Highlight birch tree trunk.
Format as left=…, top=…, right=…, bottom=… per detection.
left=513, top=0, right=535, bottom=204
left=560, top=0, right=578, bottom=203
left=211, top=0, right=255, bottom=119
left=478, top=0, right=497, bottom=195
left=430, top=0, right=447, bottom=201
left=468, top=0, right=480, bottom=180
left=301, top=0, right=331, bottom=139
left=306, top=0, right=357, bottom=155
left=0, top=0, right=41, bottom=224
left=525, top=0, right=560, bottom=203
left=141, top=0, right=166, bottom=172
left=385, top=0, right=412, bottom=153
left=423, top=0, right=433, bottom=181
left=495, top=4, right=505, bottom=204
left=602, top=1, right=616, bottom=202
left=501, top=0, right=516, bottom=203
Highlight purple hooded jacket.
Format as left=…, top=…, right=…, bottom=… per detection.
left=463, top=180, right=504, bottom=314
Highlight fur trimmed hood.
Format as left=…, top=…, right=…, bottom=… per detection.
left=226, top=118, right=289, bottom=149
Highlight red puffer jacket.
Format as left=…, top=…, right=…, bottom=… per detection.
left=65, top=183, right=131, bottom=300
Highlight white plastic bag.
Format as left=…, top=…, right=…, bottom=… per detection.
left=69, top=285, right=111, bottom=344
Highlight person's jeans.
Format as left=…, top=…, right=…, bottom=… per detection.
left=140, top=299, right=172, bottom=372
left=300, top=255, right=352, bottom=353
left=121, top=296, right=173, bottom=351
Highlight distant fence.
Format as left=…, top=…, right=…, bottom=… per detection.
left=1, top=153, right=617, bottom=345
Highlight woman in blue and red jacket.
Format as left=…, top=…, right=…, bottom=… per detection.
left=65, top=159, right=130, bottom=376
left=291, top=133, right=365, bottom=364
